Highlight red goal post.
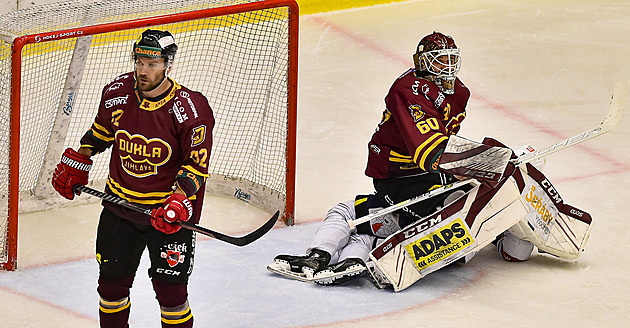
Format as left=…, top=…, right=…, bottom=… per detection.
left=1, top=0, right=298, bottom=271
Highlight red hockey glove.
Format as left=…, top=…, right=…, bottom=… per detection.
left=52, top=148, right=92, bottom=200
left=151, top=193, right=193, bottom=234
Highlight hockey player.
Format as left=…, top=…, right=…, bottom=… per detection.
left=365, top=31, right=472, bottom=228
left=51, top=29, right=214, bottom=328
left=269, top=31, right=593, bottom=289
left=268, top=31, right=537, bottom=286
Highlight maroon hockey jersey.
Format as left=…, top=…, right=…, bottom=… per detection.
left=365, top=69, right=470, bottom=179
left=80, top=72, right=214, bottom=225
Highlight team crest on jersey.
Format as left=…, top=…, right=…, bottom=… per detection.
left=409, top=104, right=425, bottom=122
left=191, top=125, right=206, bottom=147
left=116, top=130, right=172, bottom=177
left=160, top=242, right=188, bottom=267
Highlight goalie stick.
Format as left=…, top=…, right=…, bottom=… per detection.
left=349, top=80, right=628, bottom=230
left=347, top=179, right=476, bottom=229
left=73, top=184, right=279, bottom=247
left=512, top=80, right=628, bottom=166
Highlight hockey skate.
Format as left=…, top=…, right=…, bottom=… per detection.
left=312, top=258, right=368, bottom=285
left=365, top=261, right=391, bottom=289
left=266, top=249, right=331, bottom=282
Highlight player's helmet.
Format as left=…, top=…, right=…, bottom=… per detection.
left=413, top=31, right=461, bottom=94
left=132, top=29, right=178, bottom=68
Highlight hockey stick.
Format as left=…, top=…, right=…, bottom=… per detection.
left=73, top=184, right=279, bottom=247
left=512, top=80, right=629, bottom=166
left=347, top=179, right=476, bottom=229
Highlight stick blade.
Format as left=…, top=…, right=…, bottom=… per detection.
left=180, top=210, right=280, bottom=247
left=601, top=80, right=629, bottom=129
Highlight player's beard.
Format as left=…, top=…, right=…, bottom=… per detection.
left=135, top=70, right=167, bottom=92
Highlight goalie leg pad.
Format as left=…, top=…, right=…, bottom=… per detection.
left=365, top=260, right=391, bottom=289
left=369, top=178, right=528, bottom=291
left=509, top=164, right=593, bottom=260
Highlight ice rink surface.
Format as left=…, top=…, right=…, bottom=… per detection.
left=2, top=0, right=630, bottom=327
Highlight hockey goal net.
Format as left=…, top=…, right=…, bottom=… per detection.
left=0, top=0, right=298, bottom=270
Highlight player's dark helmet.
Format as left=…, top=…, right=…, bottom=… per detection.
left=132, top=29, right=178, bottom=68
left=413, top=31, right=461, bottom=94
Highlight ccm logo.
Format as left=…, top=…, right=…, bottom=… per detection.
left=156, top=268, right=181, bottom=276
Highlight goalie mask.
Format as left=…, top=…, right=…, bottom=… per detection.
left=413, top=31, right=461, bottom=94
left=132, top=29, right=178, bottom=69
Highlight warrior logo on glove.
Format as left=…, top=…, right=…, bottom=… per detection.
left=52, top=148, right=93, bottom=200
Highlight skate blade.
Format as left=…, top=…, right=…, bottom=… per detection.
left=266, top=262, right=314, bottom=282
left=365, top=262, right=390, bottom=289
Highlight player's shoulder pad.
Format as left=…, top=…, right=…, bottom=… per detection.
left=174, top=87, right=213, bottom=124
left=391, top=72, right=442, bottom=106
left=453, top=77, right=471, bottom=99
left=102, top=73, right=133, bottom=96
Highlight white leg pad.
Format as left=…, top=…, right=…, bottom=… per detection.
left=508, top=165, right=593, bottom=260
left=370, top=178, right=528, bottom=291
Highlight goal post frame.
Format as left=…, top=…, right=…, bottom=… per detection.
left=3, top=0, right=299, bottom=271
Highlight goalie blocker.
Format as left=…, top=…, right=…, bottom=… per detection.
left=369, top=163, right=592, bottom=292
left=438, top=135, right=514, bottom=187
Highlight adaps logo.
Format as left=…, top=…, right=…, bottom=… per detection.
left=116, top=130, right=172, bottom=177
left=404, top=217, right=473, bottom=271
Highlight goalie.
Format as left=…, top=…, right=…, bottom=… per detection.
left=268, top=31, right=592, bottom=289
left=269, top=31, right=519, bottom=285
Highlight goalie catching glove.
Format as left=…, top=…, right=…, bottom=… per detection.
left=151, top=193, right=193, bottom=234
left=52, top=148, right=92, bottom=200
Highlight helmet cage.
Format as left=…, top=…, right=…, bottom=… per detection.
left=413, top=32, right=461, bottom=94
left=420, top=48, right=461, bottom=77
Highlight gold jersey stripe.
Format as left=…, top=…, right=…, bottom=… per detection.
left=414, top=134, right=448, bottom=170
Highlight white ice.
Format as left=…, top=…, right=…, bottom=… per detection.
left=2, top=0, right=630, bottom=327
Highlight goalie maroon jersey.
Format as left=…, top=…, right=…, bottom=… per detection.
left=365, top=68, right=470, bottom=179
left=80, top=72, right=214, bottom=225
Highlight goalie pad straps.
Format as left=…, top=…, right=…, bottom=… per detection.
left=438, top=135, right=514, bottom=187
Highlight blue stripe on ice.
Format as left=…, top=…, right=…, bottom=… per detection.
left=0, top=222, right=478, bottom=327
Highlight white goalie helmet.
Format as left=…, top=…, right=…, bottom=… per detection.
left=413, top=31, right=461, bottom=94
